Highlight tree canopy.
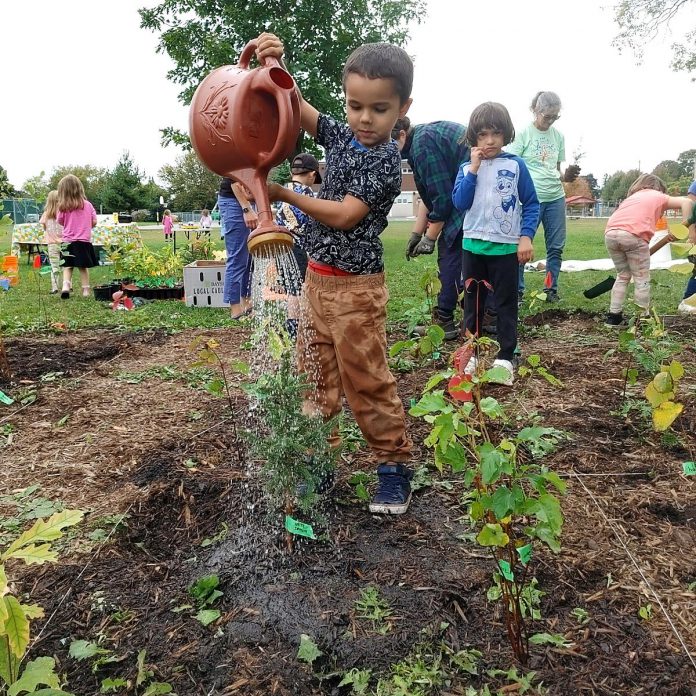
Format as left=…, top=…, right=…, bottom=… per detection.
left=139, top=0, right=426, bottom=148
left=612, top=0, right=696, bottom=75
left=158, top=151, right=220, bottom=211
left=0, top=166, right=18, bottom=199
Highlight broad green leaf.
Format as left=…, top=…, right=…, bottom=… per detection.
left=69, top=640, right=110, bottom=661
left=668, top=360, right=684, bottom=381
left=442, top=440, right=467, bottom=473
left=653, top=401, right=684, bottom=432
left=7, top=656, right=60, bottom=696
left=541, top=471, right=567, bottom=495
left=479, top=396, right=504, bottom=419
left=408, top=391, right=449, bottom=417
left=470, top=501, right=485, bottom=521
left=423, top=370, right=452, bottom=392
left=3, top=510, right=83, bottom=559
left=490, top=486, right=525, bottom=519
left=476, top=523, right=510, bottom=547
left=426, top=324, right=446, bottom=345
left=6, top=544, right=58, bottom=565
left=195, top=609, right=220, bottom=626
left=536, top=494, right=563, bottom=534
left=533, top=524, right=562, bottom=553
left=479, top=443, right=509, bottom=485
left=0, top=634, right=19, bottom=686
left=527, top=355, right=541, bottom=367
left=389, top=339, right=415, bottom=357
left=3, top=595, right=30, bottom=658
left=297, top=634, right=322, bottom=665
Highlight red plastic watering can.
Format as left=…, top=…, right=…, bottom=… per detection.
left=188, top=39, right=301, bottom=255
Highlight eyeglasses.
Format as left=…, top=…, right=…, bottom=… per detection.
left=540, top=113, right=560, bottom=122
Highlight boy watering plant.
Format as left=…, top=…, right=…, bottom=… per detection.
left=257, top=32, right=415, bottom=514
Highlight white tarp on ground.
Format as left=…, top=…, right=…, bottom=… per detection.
left=525, top=258, right=688, bottom=273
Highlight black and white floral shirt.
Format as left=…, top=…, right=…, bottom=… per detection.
left=303, top=114, right=402, bottom=274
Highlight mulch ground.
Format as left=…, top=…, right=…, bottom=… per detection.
left=1, top=312, right=695, bottom=695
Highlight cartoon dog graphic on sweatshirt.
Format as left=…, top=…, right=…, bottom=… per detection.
left=493, top=169, right=517, bottom=235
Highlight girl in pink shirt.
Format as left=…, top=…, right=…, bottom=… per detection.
left=604, top=174, right=694, bottom=326
left=56, top=174, right=98, bottom=299
left=39, top=190, right=64, bottom=293
left=163, top=209, right=173, bottom=240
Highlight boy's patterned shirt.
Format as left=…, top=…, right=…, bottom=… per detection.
left=303, top=113, right=402, bottom=274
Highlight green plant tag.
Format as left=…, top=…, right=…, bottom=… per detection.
left=410, top=398, right=416, bottom=408
left=683, top=461, right=696, bottom=476
left=285, top=516, right=316, bottom=540
left=0, top=390, right=14, bottom=405
left=432, top=352, right=440, bottom=359
left=517, top=544, right=533, bottom=566
left=498, top=559, right=514, bottom=582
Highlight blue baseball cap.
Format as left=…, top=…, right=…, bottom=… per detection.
left=688, top=180, right=696, bottom=196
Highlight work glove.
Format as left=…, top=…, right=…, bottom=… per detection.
left=563, top=164, right=581, bottom=183
left=411, top=235, right=436, bottom=257
left=406, top=232, right=423, bottom=260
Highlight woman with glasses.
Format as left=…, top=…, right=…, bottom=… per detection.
left=508, top=91, right=579, bottom=302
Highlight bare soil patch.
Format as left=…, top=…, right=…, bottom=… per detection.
left=2, top=316, right=695, bottom=695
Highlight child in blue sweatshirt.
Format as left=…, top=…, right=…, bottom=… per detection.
left=452, top=102, right=540, bottom=385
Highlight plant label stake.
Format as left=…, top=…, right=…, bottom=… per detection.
left=683, top=461, right=696, bottom=476
left=0, top=390, right=14, bottom=405
left=285, top=516, right=317, bottom=540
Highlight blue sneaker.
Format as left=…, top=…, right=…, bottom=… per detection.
left=368, top=463, right=413, bottom=515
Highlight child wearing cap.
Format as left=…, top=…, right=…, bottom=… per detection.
left=276, top=153, right=322, bottom=285
left=452, top=102, right=540, bottom=386
left=258, top=31, right=415, bottom=515
left=275, top=153, right=322, bottom=337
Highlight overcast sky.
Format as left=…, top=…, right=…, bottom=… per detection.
left=4, top=0, right=695, bottom=191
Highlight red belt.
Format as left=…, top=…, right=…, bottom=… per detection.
left=307, top=260, right=355, bottom=276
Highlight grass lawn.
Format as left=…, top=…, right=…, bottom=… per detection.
left=0, top=218, right=690, bottom=335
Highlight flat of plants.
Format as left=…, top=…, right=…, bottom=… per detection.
left=1, top=311, right=695, bottom=695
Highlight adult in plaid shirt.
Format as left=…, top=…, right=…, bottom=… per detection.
left=393, top=118, right=469, bottom=340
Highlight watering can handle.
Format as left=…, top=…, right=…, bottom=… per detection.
left=239, top=40, right=297, bottom=169
left=239, top=39, right=284, bottom=71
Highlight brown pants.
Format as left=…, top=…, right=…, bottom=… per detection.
left=298, top=269, right=412, bottom=463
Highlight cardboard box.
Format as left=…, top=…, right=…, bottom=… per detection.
left=184, top=260, right=226, bottom=307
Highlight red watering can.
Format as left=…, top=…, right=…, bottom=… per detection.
left=188, top=39, right=301, bottom=255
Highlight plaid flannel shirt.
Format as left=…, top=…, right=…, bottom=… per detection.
left=401, top=121, right=469, bottom=247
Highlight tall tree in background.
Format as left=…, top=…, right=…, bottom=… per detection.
left=20, top=171, right=50, bottom=203
left=601, top=169, right=642, bottom=204
left=101, top=152, right=149, bottom=213
left=158, top=151, right=220, bottom=211
left=139, top=0, right=426, bottom=148
left=0, top=166, right=18, bottom=198
left=612, top=0, right=696, bottom=75
left=48, top=165, right=110, bottom=211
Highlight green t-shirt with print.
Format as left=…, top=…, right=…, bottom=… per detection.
left=507, top=124, right=565, bottom=203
